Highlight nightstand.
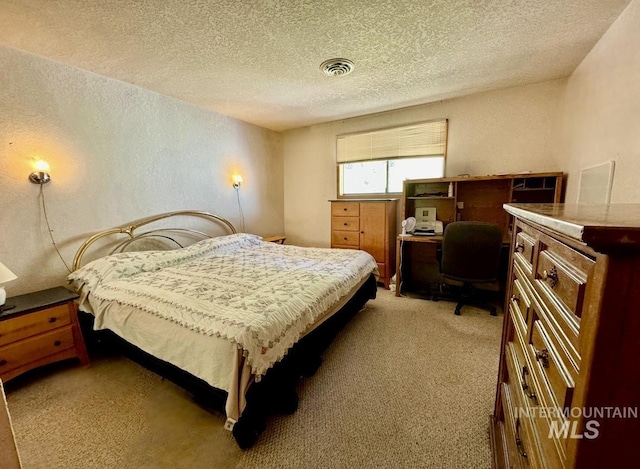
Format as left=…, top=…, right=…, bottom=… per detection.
left=0, top=286, right=89, bottom=383
left=263, top=235, right=286, bottom=244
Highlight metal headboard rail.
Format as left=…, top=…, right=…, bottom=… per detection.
left=72, top=210, right=237, bottom=271
left=110, top=229, right=215, bottom=254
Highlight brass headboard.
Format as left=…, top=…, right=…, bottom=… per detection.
left=72, top=210, right=237, bottom=270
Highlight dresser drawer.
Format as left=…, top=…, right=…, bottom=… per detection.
left=530, top=320, right=574, bottom=411
left=532, top=290, right=580, bottom=370
left=535, top=238, right=594, bottom=319
left=0, top=325, right=75, bottom=375
left=511, top=267, right=532, bottom=333
left=514, top=231, right=536, bottom=273
left=506, top=340, right=531, bottom=410
left=0, top=304, right=72, bottom=347
left=331, top=202, right=360, bottom=217
left=331, top=216, right=360, bottom=232
left=331, top=230, right=360, bottom=247
left=501, top=382, right=540, bottom=469
left=507, top=339, right=566, bottom=469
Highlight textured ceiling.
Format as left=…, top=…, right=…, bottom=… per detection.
left=0, top=0, right=632, bottom=131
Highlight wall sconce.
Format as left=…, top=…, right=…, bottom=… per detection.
left=232, top=174, right=243, bottom=189
left=29, top=159, right=51, bottom=184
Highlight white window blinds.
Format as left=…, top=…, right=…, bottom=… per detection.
left=336, top=119, right=447, bottom=163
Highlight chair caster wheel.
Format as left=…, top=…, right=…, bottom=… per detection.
left=454, top=307, right=462, bottom=316
left=490, top=308, right=497, bottom=316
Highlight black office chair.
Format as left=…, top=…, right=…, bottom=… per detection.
left=433, top=221, right=502, bottom=316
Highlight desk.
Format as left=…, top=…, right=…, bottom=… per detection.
left=396, top=234, right=511, bottom=298
left=395, top=235, right=443, bottom=297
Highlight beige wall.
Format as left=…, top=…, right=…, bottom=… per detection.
left=283, top=80, right=566, bottom=247
left=554, top=0, right=640, bottom=203
left=0, top=46, right=283, bottom=296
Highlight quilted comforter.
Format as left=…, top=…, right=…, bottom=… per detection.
left=68, top=233, right=378, bottom=378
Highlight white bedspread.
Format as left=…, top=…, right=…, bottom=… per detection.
left=69, top=234, right=378, bottom=379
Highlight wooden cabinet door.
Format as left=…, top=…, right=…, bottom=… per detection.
left=359, top=202, right=386, bottom=263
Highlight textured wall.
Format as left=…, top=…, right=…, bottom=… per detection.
left=283, top=80, right=566, bottom=247
left=0, top=46, right=283, bottom=296
left=553, top=0, right=640, bottom=203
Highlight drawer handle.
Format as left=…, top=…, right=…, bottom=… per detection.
left=343, top=237, right=348, bottom=241
left=343, top=208, right=347, bottom=211
left=343, top=222, right=348, bottom=226
left=515, top=243, right=524, bottom=253
left=515, top=418, right=528, bottom=458
left=515, top=437, right=528, bottom=458
left=0, top=359, right=7, bottom=367
left=49, top=317, right=57, bottom=323
left=535, top=349, right=550, bottom=368
left=542, top=266, right=558, bottom=288
left=521, top=366, right=538, bottom=404
left=54, top=340, right=62, bottom=347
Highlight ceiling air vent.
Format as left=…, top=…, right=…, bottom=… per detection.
left=320, top=58, right=355, bottom=77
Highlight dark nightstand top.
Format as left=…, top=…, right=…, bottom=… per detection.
left=0, top=286, right=78, bottom=321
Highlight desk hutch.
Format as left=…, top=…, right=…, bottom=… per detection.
left=396, top=173, right=563, bottom=296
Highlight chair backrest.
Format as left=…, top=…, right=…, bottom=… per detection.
left=440, top=221, right=503, bottom=283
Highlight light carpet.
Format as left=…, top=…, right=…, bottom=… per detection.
left=5, top=289, right=502, bottom=469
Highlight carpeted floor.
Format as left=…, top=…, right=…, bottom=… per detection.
left=5, top=289, right=503, bottom=469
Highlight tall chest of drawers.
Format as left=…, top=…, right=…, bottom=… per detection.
left=491, top=203, right=640, bottom=469
left=330, top=199, right=398, bottom=289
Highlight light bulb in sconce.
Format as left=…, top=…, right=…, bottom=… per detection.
left=232, top=174, right=243, bottom=189
left=29, top=159, right=51, bottom=184
left=0, top=261, right=17, bottom=311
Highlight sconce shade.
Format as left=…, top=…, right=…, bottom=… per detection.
left=0, top=262, right=17, bottom=284
left=29, top=159, right=52, bottom=184
left=29, top=171, right=51, bottom=184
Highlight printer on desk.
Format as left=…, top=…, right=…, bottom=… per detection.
left=414, top=207, right=443, bottom=236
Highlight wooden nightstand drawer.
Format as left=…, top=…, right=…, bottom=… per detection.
left=0, top=304, right=71, bottom=347
left=0, top=326, right=75, bottom=375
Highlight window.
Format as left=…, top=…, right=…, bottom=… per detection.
left=337, top=120, right=447, bottom=196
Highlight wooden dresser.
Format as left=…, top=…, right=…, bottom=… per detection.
left=491, top=203, right=640, bottom=469
left=0, top=287, right=89, bottom=382
left=330, top=199, right=398, bottom=289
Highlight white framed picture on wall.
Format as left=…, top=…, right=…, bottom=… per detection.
left=577, top=160, right=615, bottom=204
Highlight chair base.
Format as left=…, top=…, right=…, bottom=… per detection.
left=432, top=283, right=498, bottom=316
left=452, top=300, right=497, bottom=316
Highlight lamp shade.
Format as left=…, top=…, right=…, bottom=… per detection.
left=0, top=262, right=17, bottom=284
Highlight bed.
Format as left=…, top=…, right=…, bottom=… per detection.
left=68, top=211, right=378, bottom=448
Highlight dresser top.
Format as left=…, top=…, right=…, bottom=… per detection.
left=328, top=198, right=399, bottom=202
left=1, top=286, right=78, bottom=320
left=504, top=203, right=640, bottom=250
